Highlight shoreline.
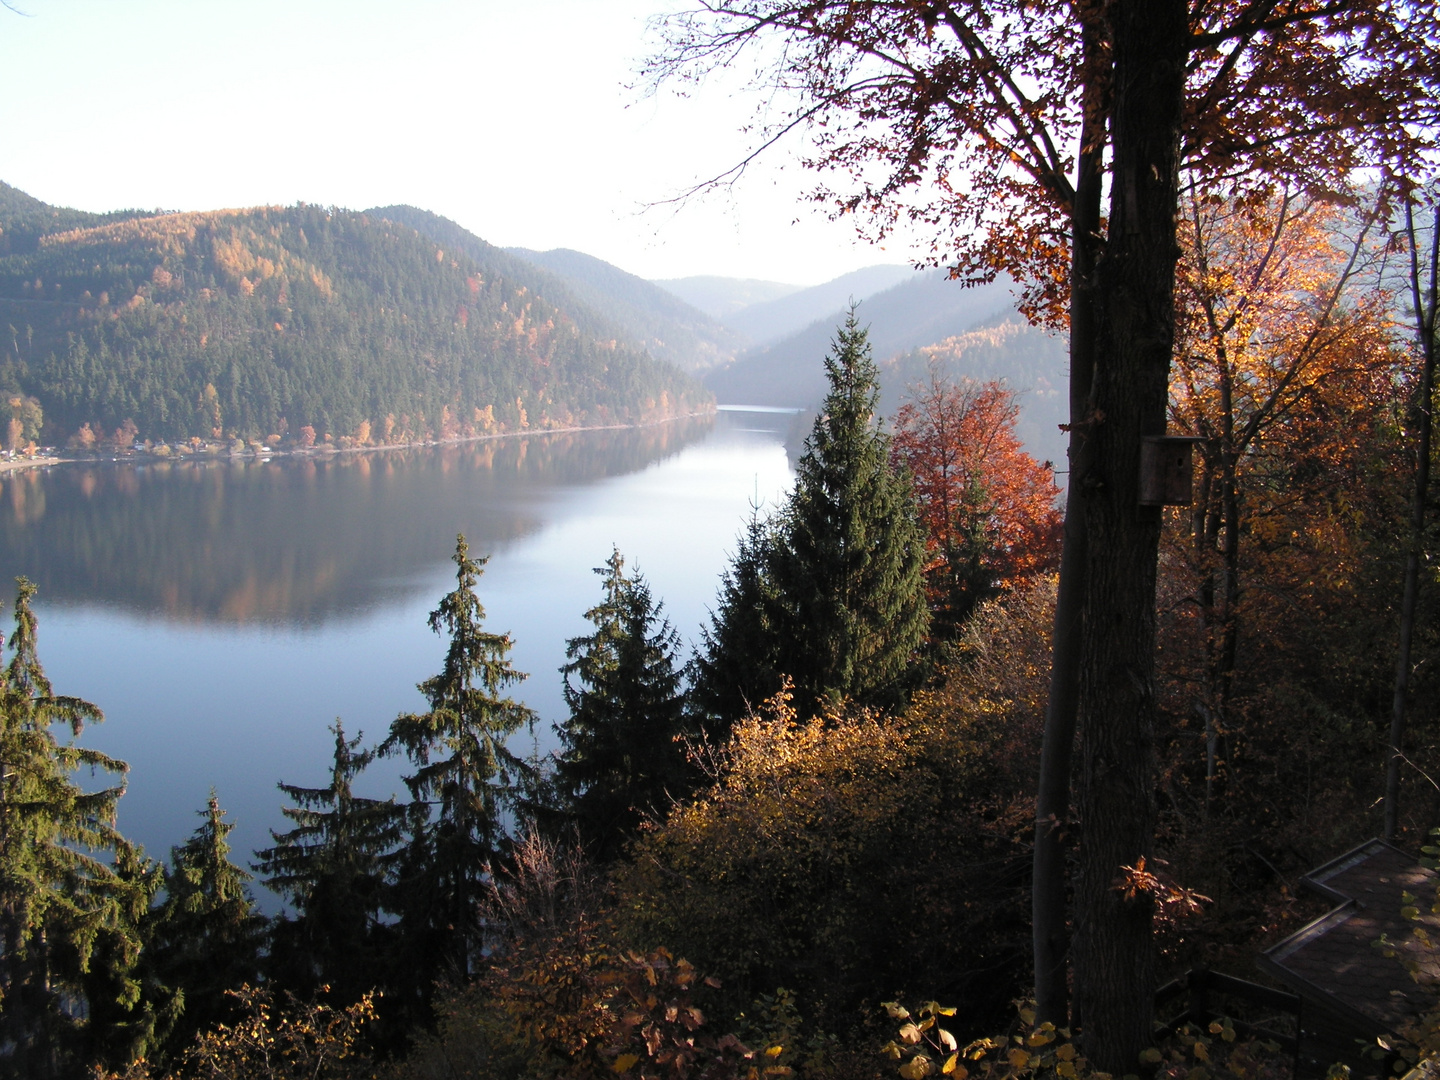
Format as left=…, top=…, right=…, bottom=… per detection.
left=0, top=408, right=718, bottom=476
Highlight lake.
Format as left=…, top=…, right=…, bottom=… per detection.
left=0, top=408, right=798, bottom=905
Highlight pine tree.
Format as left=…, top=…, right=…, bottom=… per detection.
left=689, top=507, right=785, bottom=733
left=384, top=535, right=537, bottom=982
left=149, top=793, right=266, bottom=1059
left=0, top=578, right=136, bottom=1080
left=555, top=549, right=691, bottom=859
left=254, top=721, right=405, bottom=1002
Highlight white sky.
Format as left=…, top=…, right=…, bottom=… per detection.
left=0, top=0, right=926, bottom=285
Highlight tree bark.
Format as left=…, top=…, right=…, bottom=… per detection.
left=1071, top=0, right=1187, bottom=1069
left=1384, top=202, right=1439, bottom=842
left=1032, top=11, right=1106, bottom=1025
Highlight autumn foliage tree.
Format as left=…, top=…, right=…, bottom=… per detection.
left=891, top=373, right=1060, bottom=638
left=1168, top=188, right=1402, bottom=809
left=617, top=584, right=1054, bottom=1030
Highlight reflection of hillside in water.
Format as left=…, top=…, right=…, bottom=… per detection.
left=0, top=417, right=714, bottom=625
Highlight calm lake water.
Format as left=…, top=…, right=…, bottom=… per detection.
left=0, top=408, right=797, bottom=906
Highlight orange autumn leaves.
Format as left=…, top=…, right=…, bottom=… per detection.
left=890, top=373, right=1062, bottom=634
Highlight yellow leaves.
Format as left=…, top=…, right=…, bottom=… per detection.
left=1140, top=1047, right=1164, bottom=1064
left=901, top=1053, right=934, bottom=1079
left=901, top=1023, right=925, bottom=1044
left=1008, top=1047, right=1033, bottom=1069
left=614, top=1053, right=641, bottom=1072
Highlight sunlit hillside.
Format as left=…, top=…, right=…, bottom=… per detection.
left=0, top=186, right=710, bottom=446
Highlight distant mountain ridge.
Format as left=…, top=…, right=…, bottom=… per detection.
left=0, top=186, right=709, bottom=446
left=0, top=180, right=156, bottom=255
left=652, top=275, right=802, bottom=320
left=702, top=269, right=1068, bottom=465
left=504, top=246, right=742, bottom=373
left=718, top=263, right=919, bottom=346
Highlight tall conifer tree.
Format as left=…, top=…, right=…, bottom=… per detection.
left=80, top=843, right=181, bottom=1074
left=254, top=721, right=405, bottom=1002
left=690, top=508, right=784, bottom=733
left=555, top=549, right=691, bottom=859
left=699, top=312, right=928, bottom=719
left=149, top=793, right=266, bottom=1059
left=384, top=535, right=536, bottom=982
left=770, top=310, right=928, bottom=710
left=0, top=579, right=136, bottom=1080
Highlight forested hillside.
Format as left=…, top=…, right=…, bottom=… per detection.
left=0, top=180, right=154, bottom=255
left=0, top=186, right=710, bottom=446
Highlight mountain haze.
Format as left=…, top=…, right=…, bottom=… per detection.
left=720, top=263, right=918, bottom=345
left=652, top=275, right=802, bottom=320
left=704, top=270, right=1067, bottom=465
left=505, top=246, right=742, bottom=373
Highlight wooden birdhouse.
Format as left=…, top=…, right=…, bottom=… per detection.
left=1138, top=435, right=1202, bottom=506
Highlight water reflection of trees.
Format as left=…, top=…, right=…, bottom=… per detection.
left=0, top=417, right=713, bottom=625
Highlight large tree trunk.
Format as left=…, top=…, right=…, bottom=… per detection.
left=1384, top=202, right=1439, bottom=841
left=1032, top=13, right=1106, bottom=1023
left=1071, top=1, right=1187, bottom=1069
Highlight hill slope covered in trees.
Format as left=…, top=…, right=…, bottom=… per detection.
left=0, top=185, right=709, bottom=446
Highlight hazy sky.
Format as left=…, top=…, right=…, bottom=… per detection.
left=0, top=0, right=926, bottom=284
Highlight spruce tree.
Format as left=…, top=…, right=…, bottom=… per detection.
left=149, top=793, right=266, bottom=1059
left=689, top=507, right=785, bottom=733
left=769, top=309, right=928, bottom=709
left=697, top=311, right=928, bottom=719
left=254, top=721, right=405, bottom=1002
left=0, top=579, right=136, bottom=1080
left=81, top=844, right=182, bottom=1075
left=384, top=535, right=536, bottom=982
left=555, top=549, right=691, bottom=859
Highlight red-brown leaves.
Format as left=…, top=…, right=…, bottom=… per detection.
left=890, top=370, right=1061, bottom=632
